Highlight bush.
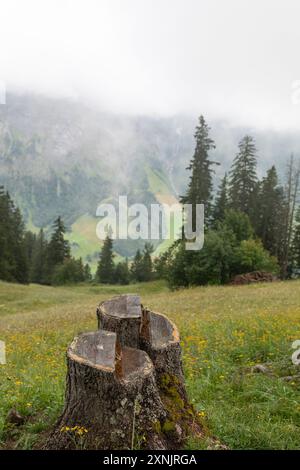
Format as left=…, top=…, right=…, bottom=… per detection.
left=51, top=258, right=85, bottom=285
left=161, top=225, right=279, bottom=288
left=166, top=229, right=236, bottom=288
left=234, top=239, right=279, bottom=274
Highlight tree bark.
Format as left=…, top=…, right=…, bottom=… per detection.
left=45, top=330, right=167, bottom=450
left=139, top=307, right=189, bottom=412
left=97, top=294, right=142, bottom=348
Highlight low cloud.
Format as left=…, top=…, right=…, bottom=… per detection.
left=0, top=0, right=300, bottom=129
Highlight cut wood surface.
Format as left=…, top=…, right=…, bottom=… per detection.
left=69, top=330, right=117, bottom=371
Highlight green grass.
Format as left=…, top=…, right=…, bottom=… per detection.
left=0, top=280, right=300, bottom=449
left=65, top=214, right=101, bottom=272
left=145, top=164, right=173, bottom=195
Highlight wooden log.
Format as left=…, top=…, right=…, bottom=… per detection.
left=97, top=294, right=142, bottom=348
left=96, top=296, right=197, bottom=444
left=45, top=330, right=168, bottom=450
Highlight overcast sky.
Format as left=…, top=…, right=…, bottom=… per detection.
left=1, top=0, right=300, bottom=130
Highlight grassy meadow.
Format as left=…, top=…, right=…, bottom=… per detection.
left=0, top=279, right=300, bottom=449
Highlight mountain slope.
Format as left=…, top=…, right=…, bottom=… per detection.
left=0, top=92, right=299, bottom=264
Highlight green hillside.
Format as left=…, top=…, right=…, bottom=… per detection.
left=62, top=164, right=179, bottom=267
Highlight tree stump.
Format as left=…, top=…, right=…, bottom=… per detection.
left=45, top=295, right=201, bottom=450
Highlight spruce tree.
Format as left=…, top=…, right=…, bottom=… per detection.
left=114, top=259, right=130, bottom=285
left=48, top=217, right=70, bottom=265
left=181, top=115, right=218, bottom=224
left=141, top=243, right=154, bottom=281
left=46, top=216, right=70, bottom=282
left=130, top=244, right=154, bottom=282
left=130, top=249, right=144, bottom=282
left=256, top=166, right=285, bottom=256
left=10, top=205, right=29, bottom=284
left=84, top=263, right=92, bottom=282
left=96, top=235, right=115, bottom=284
left=292, top=206, right=300, bottom=269
left=229, top=135, right=258, bottom=218
left=280, top=155, right=300, bottom=278
left=76, top=258, right=85, bottom=282
left=0, top=187, right=29, bottom=283
left=213, top=173, right=228, bottom=224
left=24, top=231, right=37, bottom=268
left=0, top=187, right=6, bottom=276
left=31, top=228, right=48, bottom=284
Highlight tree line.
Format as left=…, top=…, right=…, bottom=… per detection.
left=0, top=191, right=91, bottom=285
left=0, top=187, right=154, bottom=285
left=155, top=116, right=300, bottom=288
left=95, top=236, right=154, bottom=285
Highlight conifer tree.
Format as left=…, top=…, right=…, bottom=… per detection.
left=292, top=206, right=300, bottom=269
left=31, top=228, right=48, bottom=284
left=213, top=173, right=228, bottom=224
left=130, top=249, right=144, bottom=282
left=46, top=216, right=70, bottom=282
left=256, top=166, right=284, bottom=256
left=280, top=155, right=300, bottom=277
left=10, top=205, right=29, bottom=284
left=141, top=242, right=154, bottom=281
left=130, top=244, right=154, bottom=282
left=0, top=188, right=7, bottom=274
left=181, top=115, right=218, bottom=224
left=0, top=187, right=29, bottom=283
left=96, top=235, right=115, bottom=283
left=76, top=257, right=85, bottom=282
left=229, top=135, right=258, bottom=218
left=84, top=263, right=92, bottom=282
left=114, top=258, right=130, bottom=285
left=47, top=217, right=70, bottom=265
left=24, top=231, right=37, bottom=268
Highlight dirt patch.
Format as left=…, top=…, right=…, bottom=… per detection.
left=230, top=271, right=277, bottom=285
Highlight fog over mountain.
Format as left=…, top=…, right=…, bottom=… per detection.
left=0, top=92, right=299, bottom=225
left=1, top=1, right=300, bottom=263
